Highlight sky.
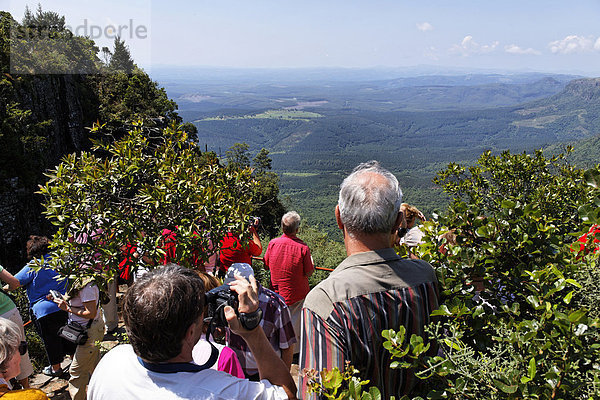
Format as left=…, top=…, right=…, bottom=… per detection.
left=5, top=0, right=600, bottom=76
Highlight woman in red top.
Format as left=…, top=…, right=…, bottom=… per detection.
left=218, top=224, right=262, bottom=277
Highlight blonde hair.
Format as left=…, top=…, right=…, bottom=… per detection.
left=401, top=203, right=423, bottom=226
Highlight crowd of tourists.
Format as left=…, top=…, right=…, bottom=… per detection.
left=0, top=160, right=453, bottom=399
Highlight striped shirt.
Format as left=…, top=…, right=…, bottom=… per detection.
left=227, top=286, right=297, bottom=376
left=298, top=249, right=439, bottom=399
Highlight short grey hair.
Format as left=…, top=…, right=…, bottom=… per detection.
left=281, top=211, right=301, bottom=234
left=0, top=318, right=21, bottom=372
left=338, top=160, right=403, bottom=235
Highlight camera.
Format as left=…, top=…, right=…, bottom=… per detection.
left=204, top=284, right=239, bottom=329
left=49, top=290, right=63, bottom=301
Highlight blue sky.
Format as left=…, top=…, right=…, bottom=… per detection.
left=6, top=0, right=600, bottom=75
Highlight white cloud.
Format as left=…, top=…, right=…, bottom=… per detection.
left=416, top=22, right=433, bottom=32
left=450, top=35, right=499, bottom=56
left=548, top=35, right=598, bottom=54
left=504, top=44, right=541, bottom=55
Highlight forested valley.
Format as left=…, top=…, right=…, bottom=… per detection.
left=160, top=70, right=600, bottom=237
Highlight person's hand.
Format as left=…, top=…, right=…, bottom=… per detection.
left=228, top=275, right=259, bottom=313
left=52, top=297, right=68, bottom=312
left=224, top=275, right=259, bottom=335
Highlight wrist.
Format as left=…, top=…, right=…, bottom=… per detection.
left=239, top=307, right=263, bottom=331
left=237, top=323, right=263, bottom=340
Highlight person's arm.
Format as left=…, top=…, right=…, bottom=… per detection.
left=248, top=227, right=263, bottom=256
left=55, top=299, right=97, bottom=320
left=0, top=268, right=22, bottom=290
left=281, top=346, right=293, bottom=370
left=263, top=245, right=271, bottom=271
left=303, top=250, right=315, bottom=278
left=226, top=276, right=297, bottom=399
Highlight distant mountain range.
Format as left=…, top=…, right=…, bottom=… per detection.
left=156, top=72, right=600, bottom=232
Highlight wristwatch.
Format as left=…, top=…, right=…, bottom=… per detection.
left=239, top=307, right=263, bottom=330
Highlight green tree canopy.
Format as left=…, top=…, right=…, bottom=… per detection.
left=384, top=150, right=600, bottom=398
left=22, top=4, right=65, bottom=31
left=38, top=123, right=258, bottom=286
left=108, top=36, right=135, bottom=74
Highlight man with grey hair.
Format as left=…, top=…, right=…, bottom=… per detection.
left=298, top=161, right=439, bottom=398
left=264, top=211, right=314, bottom=357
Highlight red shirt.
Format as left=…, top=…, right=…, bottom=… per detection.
left=264, top=233, right=314, bottom=305
left=160, top=228, right=207, bottom=270
left=219, top=232, right=262, bottom=271
left=575, top=224, right=600, bottom=254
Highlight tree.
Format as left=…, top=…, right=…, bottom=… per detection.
left=386, top=150, right=600, bottom=398
left=98, top=70, right=178, bottom=128
left=253, top=148, right=272, bottom=173
left=108, top=36, right=135, bottom=74
left=179, top=122, right=198, bottom=142
left=38, top=122, right=257, bottom=286
left=22, top=4, right=66, bottom=31
left=226, top=142, right=251, bottom=170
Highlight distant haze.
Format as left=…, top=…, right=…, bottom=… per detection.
left=7, top=0, right=600, bottom=76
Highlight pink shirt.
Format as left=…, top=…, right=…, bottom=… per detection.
left=192, top=338, right=244, bottom=379
left=264, top=234, right=314, bottom=305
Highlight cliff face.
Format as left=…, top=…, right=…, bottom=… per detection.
left=0, top=74, right=97, bottom=271
left=562, top=78, right=600, bottom=102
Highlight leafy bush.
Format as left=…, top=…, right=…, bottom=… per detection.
left=38, top=122, right=257, bottom=286
left=391, top=151, right=600, bottom=398
left=307, top=151, right=600, bottom=399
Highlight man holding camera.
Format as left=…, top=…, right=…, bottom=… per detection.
left=88, top=264, right=297, bottom=400
left=223, top=263, right=296, bottom=380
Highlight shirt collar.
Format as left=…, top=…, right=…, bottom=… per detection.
left=331, top=248, right=401, bottom=276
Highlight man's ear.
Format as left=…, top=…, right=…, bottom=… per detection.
left=335, top=205, right=344, bottom=230
left=393, top=211, right=405, bottom=233
left=185, top=314, right=203, bottom=344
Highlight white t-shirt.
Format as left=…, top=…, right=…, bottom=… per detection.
left=68, top=283, right=100, bottom=325
left=88, top=345, right=288, bottom=400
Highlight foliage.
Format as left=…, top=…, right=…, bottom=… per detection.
left=297, top=224, right=345, bottom=287
left=388, top=151, right=600, bottom=398
left=226, top=143, right=251, bottom=170
left=38, top=122, right=257, bottom=287
left=10, top=5, right=101, bottom=74
left=107, top=36, right=135, bottom=74
left=0, top=78, right=51, bottom=184
left=225, top=143, right=285, bottom=236
left=22, top=4, right=66, bottom=31
left=304, top=361, right=383, bottom=400
left=97, top=69, right=178, bottom=130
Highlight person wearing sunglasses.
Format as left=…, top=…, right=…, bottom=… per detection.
left=0, top=318, right=47, bottom=399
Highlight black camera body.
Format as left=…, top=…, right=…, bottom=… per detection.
left=204, top=284, right=239, bottom=328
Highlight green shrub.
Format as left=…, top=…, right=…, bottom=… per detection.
left=38, top=122, right=257, bottom=287
left=390, top=152, right=600, bottom=398
left=308, top=151, right=600, bottom=399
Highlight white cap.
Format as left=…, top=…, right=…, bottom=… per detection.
left=224, top=263, right=255, bottom=285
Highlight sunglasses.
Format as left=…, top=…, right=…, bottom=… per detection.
left=18, top=341, right=27, bottom=356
